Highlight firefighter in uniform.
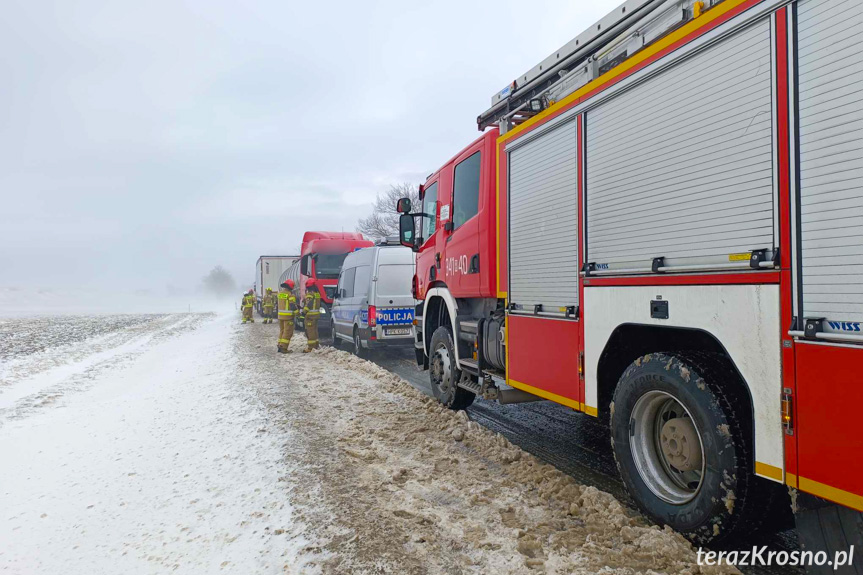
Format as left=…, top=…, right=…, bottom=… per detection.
left=302, top=280, right=321, bottom=353
left=277, top=280, right=298, bottom=353
left=262, top=287, right=276, bottom=324
left=242, top=290, right=255, bottom=323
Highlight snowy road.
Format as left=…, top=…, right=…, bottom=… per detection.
left=1, top=312, right=737, bottom=574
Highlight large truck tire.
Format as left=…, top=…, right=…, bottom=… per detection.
left=611, top=351, right=776, bottom=544
left=795, top=494, right=863, bottom=575
left=428, top=326, right=475, bottom=410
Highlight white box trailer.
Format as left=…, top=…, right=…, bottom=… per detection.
left=255, top=256, right=299, bottom=314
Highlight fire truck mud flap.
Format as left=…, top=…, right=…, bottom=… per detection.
left=794, top=493, right=863, bottom=575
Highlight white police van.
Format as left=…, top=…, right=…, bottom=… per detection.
left=331, top=241, right=416, bottom=356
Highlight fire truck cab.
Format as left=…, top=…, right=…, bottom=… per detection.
left=400, top=0, right=863, bottom=549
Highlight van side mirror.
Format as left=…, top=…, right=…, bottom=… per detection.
left=396, top=197, right=411, bottom=214
left=300, top=254, right=312, bottom=276
left=399, top=213, right=417, bottom=251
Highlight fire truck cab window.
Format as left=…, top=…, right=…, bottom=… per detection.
left=452, top=152, right=480, bottom=230
left=422, top=182, right=439, bottom=243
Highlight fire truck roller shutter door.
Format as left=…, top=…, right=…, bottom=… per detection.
left=508, top=119, right=579, bottom=312
left=585, top=19, right=775, bottom=272
left=797, top=0, right=863, bottom=327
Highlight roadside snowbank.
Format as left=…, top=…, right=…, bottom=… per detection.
left=243, top=326, right=738, bottom=574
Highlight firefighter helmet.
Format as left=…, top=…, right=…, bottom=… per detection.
left=282, top=279, right=295, bottom=289
left=305, top=279, right=316, bottom=289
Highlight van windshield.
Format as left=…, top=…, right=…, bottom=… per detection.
left=314, top=253, right=348, bottom=279
left=376, top=264, right=413, bottom=297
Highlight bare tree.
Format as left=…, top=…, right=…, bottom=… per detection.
left=357, top=183, right=420, bottom=241
left=201, top=265, right=237, bottom=298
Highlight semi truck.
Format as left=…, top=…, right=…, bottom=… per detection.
left=397, top=0, right=863, bottom=550
left=283, top=231, right=374, bottom=340
left=254, top=256, right=300, bottom=315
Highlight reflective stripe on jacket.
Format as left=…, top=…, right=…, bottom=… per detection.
left=278, top=291, right=297, bottom=317
left=304, top=292, right=321, bottom=316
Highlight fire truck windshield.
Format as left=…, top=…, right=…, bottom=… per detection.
left=314, top=252, right=348, bottom=279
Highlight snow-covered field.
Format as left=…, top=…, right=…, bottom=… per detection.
left=0, top=312, right=735, bottom=574
left=0, top=313, right=312, bottom=574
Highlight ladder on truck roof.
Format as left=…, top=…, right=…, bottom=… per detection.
left=478, top=0, right=727, bottom=132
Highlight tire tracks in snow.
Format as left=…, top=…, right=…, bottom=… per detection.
left=0, top=314, right=209, bottom=426
left=239, top=322, right=739, bottom=575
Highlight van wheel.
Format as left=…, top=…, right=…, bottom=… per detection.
left=428, top=326, right=474, bottom=410
left=325, top=327, right=339, bottom=349
left=353, top=327, right=367, bottom=359
left=611, top=351, right=770, bottom=544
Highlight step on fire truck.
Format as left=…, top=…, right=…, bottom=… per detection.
left=398, top=0, right=863, bottom=548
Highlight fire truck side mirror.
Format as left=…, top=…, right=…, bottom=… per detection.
left=300, top=254, right=312, bottom=276
left=396, top=197, right=412, bottom=214
left=399, top=214, right=417, bottom=251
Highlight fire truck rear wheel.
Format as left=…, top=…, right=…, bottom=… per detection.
left=429, top=326, right=475, bottom=410
left=611, top=351, right=765, bottom=544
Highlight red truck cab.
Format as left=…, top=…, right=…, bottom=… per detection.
left=289, top=231, right=374, bottom=338
left=414, top=128, right=499, bottom=302
left=298, top=231, right=374, bottom=305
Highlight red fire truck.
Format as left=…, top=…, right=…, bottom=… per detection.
left=398, top=0, right=863, bottom=547
left=284, top=231, right=374, bottom=339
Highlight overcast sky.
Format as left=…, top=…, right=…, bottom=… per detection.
left=1, top=0, right=622, bottom=295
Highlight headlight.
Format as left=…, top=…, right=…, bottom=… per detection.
left=320, top=308, right=326, bottom=314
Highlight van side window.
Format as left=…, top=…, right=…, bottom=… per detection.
left=353, top=265, right=370, bottom=298
left=422, top=182, right=439, bottom=243
left=339, top=268, right=356, bottom=298
left=452, top=151, right=481, bottom=230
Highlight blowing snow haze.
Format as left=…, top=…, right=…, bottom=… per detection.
left=0, top=0, right=621, bottom=305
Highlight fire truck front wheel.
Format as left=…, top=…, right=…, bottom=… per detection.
left=611, top=351, right=763, bottom=544
left=428, top=326, right=475, bottom=410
